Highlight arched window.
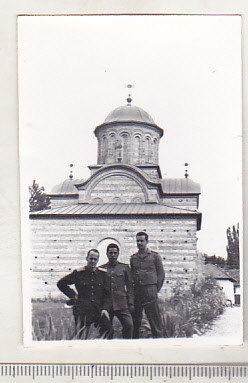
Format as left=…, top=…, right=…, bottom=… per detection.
left=112, top=196, right=122, bottom=203
left=97, top=137, right=101, bottom=163
left=121, top=133, right=129, bottom=163
left=109, top=133, right=116, bottom=162
left=153, top=137, right=158, bottom=163
left=145, top=136, right=151, bottom=163
left=133, top=135, right=141, bottom=164
left=101, top=136, right=107, bottom=163
left=92, top=197, right=103, bottom=204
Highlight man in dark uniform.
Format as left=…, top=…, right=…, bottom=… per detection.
left=100, top=243, right=134, bottom=339
left=130, top=232, right=165, bottom=338
left=57, top=249, right=113, bottom=339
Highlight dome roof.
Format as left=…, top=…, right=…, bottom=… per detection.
left=50, top=178, right=83, bottom=195
left=162, top=178, right=201, bottom=194
left=104, top=104, right=156, bottom=125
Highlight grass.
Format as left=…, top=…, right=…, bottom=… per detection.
left=32, top=302, right=83, bottom=340
left=32, top=277, right=226, bottom=340
left=32, top=301, right=121, bottom=340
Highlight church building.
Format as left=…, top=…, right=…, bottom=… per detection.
left=30, top=97, right=202, bottom=299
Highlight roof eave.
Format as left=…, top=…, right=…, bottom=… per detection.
left=94, top=121, right=163, bottom=138
left=30, top=211, right=202, bottom=230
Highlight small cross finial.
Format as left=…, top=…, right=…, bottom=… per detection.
left=126, top=82, right=135, bottom=105
left=184, top=162, right=189, bottom=178
left=69, top=163, right=74, bottom=179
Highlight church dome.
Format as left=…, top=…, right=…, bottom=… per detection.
left=94, top=101, right=163, bottom=166
left=104, top=104, right=156, bottom=125
left=162, top=178, right=201, bottom=194
left=50, top=178, right=83, bottom=195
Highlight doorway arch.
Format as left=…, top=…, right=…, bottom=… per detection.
left=97, top=237, right=121, bottom=266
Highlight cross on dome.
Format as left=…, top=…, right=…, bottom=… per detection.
left=126, top=83, right=135, bottom=105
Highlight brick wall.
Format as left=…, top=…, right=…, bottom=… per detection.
left=30, top=216, right=201, bottom=299
left=50, top=196, right=78, bottom=208
left=161, top=196, right=198, bottom=210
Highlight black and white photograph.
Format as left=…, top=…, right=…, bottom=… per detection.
left=18, top=15, right=242, bottom=345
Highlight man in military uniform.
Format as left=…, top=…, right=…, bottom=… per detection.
left=130, top=232, right=165, bottom=338
left=100, top=243, right=134, bottom=339
left=57, top=249, right=113, bottom=339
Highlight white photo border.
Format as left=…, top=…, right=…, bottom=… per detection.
left=0, top=0, right=247, bottom=365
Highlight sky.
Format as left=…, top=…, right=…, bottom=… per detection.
left=18, top=15, right=242, bottom=259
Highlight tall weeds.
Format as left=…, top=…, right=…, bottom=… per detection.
left=32, top=277, right=226, bottom=340
left=159, top=277, right=226, bottom=338
left=32, top=313, right=101, bottom=341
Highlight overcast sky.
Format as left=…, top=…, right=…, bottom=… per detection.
left=18, top=15, right=242, bottom=259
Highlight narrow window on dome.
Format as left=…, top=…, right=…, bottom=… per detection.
left=102, top=136, right=107, bottom=164
left=145, top=136, right=151, bottom=163
left=109, top=133, right=116, bottom=162
left=97, top=137, right=101, bottom=163
left=153, top=138, right=158, bottom=163
left=115, top=138, right=122, bottom=162
left=121, top=133, right=129, bottom=163
left=134, top=135, right=141, bottom=164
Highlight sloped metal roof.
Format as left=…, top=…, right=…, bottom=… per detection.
left=30, top=203, right=199, bottom=216
left=204, top=263, right=236, bottom=281
left=162, top=178, right=201, bottom=194
left=225, top=268, right=240, bottom=284
left=30, top=203, right=202, bottom=230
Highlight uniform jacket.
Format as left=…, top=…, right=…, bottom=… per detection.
left=100, top=261, right=134, bottom=311
left=130, top=249, right=165, bottom=291
left=57, top=266, right=111, bottom=312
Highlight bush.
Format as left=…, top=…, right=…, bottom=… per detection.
left=158, top=277, right=226, bottom=338
left=32, top=277, right=226, bottom=340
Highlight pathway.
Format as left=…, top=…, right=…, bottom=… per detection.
left=192, top=306, right=242, bottom=344
left=203, top=306, right=242, bottom=336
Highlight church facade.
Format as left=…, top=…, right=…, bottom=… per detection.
left=30, top=99, right=202, bottom=299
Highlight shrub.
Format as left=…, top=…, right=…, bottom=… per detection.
left=158, top=277, right=226, bottom=338
left=32, top=277, right=226, bottom=340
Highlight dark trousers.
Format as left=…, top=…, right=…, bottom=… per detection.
left=133, top=284, right=163, bottom=339
left=109, top=308, right=133, bottom=339
left=73, top=305, right=113, bottom=339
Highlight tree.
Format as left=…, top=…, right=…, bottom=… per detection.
left=29, top=180, right=51, bottom=212
left=226, top=224, right=239, bottom=268
left=204, top=254, right=226, bottom=267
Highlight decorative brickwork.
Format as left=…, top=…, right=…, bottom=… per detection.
left=95, top=124, right=161, bottom=166
left=31, top=102, right=202, bottom=300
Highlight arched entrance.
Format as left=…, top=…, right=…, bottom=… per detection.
left=97, top=238, right=121, bottom=266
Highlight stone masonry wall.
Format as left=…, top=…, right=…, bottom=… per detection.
left=30, top=216, right=201, bottom=300
left=161, top=196, right=198, bottom=210
left=50, top=197, right=78, bottom=209
left=89, top=175, right=146, bottom=204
